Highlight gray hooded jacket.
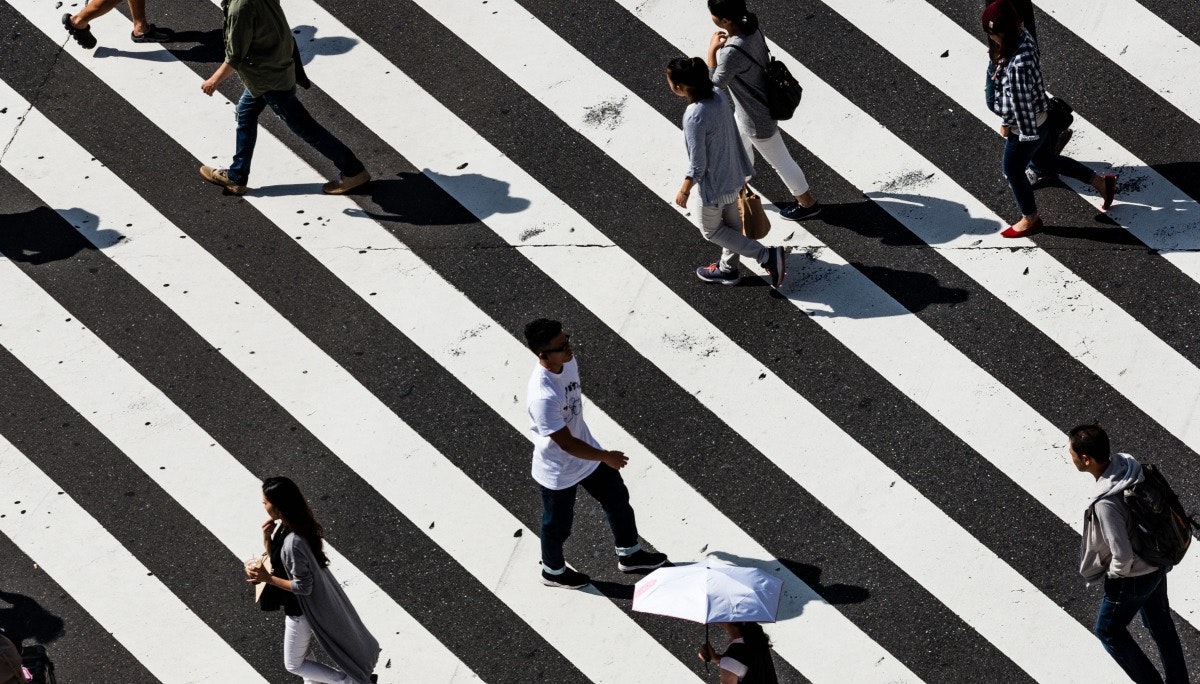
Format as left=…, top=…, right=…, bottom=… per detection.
left=1079, top=452, right=1159, bottom=583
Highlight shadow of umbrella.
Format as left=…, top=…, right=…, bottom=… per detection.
left=0, top=591, right=65, bottom=648
left=0, top=207, right=122, bottom=264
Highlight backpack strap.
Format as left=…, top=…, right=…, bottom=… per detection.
left=722, top=43, right=771, bottom=110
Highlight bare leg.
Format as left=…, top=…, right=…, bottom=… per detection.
left=794, top=190, right=817, bottom=209
left=69, top=0, right=123, bottom=29
left=126, top=0, right=149, bottom=37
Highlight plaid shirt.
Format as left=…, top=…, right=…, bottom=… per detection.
left=990, top=28, right=1048, bottom=141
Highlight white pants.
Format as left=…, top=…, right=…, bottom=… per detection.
left=695, top=200, right=769, bottom=273
left=284, top=615, right=350, bottom=684
left=742, top=129, right=810, bottom=197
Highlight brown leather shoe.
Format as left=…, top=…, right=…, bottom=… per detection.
left=199, top=166, right=247, bottom=196
left=322, top=169, right=371, bottom=195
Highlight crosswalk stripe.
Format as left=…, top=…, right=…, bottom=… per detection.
left=0, top=324, right=267, bottom=684
left=1033, top=0, right=1200, bottom=126
left=257, top=0, right=1126, bottom=680
left=0, top=71, right=684, bottom=682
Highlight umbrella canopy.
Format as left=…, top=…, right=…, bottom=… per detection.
left=632, top=558, right=783, bottom=624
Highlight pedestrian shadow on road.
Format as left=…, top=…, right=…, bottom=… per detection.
left=0, top=207, right=122, bottom=264
left=161, top=29, right=227, bottom=65
left=292, top=26, right=358, bottom=65
left=0, top=590, right=65, bottom=648
left=780, top=250, right=969, bottom=317
left=340, top=170, right=530, bottom=227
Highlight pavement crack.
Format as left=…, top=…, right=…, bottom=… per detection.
left=1, top=22, right=71, bottom=165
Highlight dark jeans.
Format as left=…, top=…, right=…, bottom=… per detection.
left=228, top=87, right=364, bottom=185
left=1094, top=568, right=1189, bottom=684
left=539, top=464, right=638, bottom=571
left=1002, top=118, right=1095, bottom=216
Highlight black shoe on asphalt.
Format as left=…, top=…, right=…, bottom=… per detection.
left=541, top=566, right=590, bottom=589
left=760, top=246, right=786, bottom=290
left=778, top=201, right=822, bottom=221
left=618, top=549, right=668, bottom=572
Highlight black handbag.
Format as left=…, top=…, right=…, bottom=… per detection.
left=1046, top=95, right=1074, bottom=133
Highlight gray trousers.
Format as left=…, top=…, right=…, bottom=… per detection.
left=695, top=200, right=769, bottom=273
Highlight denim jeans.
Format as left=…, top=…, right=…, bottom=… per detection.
left=228, top=87, right=364, bottom=186
left=1094, top=568, right=1189, bottom=684
left=539, top=464, right=639, bottom=571
left=1002, top=118, right=1095, bottom=216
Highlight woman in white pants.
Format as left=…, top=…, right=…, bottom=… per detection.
left=247, top=477, right=379, bottom=683
left=706, top=0, right=821, bottom=221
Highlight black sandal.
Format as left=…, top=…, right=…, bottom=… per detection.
left=130, top=24, right=174, bottom=43
left=61, top=13, right=97, bottom=49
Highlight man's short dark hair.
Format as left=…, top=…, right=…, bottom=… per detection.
left=524, top=318, right=562, bottom=353
left=1068, top=424, right=1111, bottom=463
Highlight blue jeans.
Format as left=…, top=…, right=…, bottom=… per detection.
left=539, top=464, right=639, bottom=571
left=1002, top=118, right=1095, bottom=216
left=228, top=87, right=364, bottom=185
left=1094, top=568, right=1189, bottom=684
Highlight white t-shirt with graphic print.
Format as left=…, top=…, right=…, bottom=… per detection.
left=527, top=358, right=601, bottom=490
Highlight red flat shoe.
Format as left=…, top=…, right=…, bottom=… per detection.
left=1000, top=217, right=1043, bottom=238
left=1100, top=174, right=1117, bottom=211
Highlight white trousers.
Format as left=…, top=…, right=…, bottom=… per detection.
left=283, top=614, right=350, bottom=684
left=742, top=129, right=810, bottom=197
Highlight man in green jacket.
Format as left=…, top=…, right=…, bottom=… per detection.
left=199, top=0, right=369, bottom=196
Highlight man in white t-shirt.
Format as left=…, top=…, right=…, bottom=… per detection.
left=524, top=318, right=668, bottom=589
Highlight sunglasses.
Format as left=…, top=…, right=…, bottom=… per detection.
left=541, top=334, right=572, bottom=354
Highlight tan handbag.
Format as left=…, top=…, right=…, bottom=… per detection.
left=253, top=553, right=284, bottom=610
left=738, top=185, right=771, bottom=240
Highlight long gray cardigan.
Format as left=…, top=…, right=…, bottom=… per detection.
left=281, top=532, right=380, bottom=683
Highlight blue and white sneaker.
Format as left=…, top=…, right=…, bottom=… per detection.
left=696, top=263, right=740, bottom=285
left=779, top=201, right=822, bottom=221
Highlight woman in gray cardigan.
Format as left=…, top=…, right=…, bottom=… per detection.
left=248, top=477, right=379, bottom=684
left=706, top=0, right=821, bottom=221
left=668, top=57, right=786, bottom=289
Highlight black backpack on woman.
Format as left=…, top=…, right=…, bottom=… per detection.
left=727, top=43, right=803, bottom=121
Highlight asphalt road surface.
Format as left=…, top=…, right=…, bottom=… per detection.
left=1, top=0, right=1199, bottom=681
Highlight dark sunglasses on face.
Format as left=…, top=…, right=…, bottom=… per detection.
left=541, top=334, right=572, bottom=354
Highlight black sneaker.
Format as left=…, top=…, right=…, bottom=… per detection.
left=541, top=567, right=590, bottom=589
left=617, top=549, right=668, bottom=572
left=778, top=201, right=822, bottom=221
left=760, top=246, right=786, bottom=290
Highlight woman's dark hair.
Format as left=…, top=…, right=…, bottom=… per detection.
left=263, top=476, right=329, bottom=567
left=708, top=0, right=759, bottom=35
left=737, top=622, right=772, bottom=648
left=666, top=57, right=715, bottom=101
left=982, top=0, right=1023, bottom=64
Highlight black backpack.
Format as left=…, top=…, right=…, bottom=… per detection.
left=1123, top=464, right=1199, bottom=567
left=21, top=644, right=57, bottom=684
left=726, top=43, right=803, bottom=121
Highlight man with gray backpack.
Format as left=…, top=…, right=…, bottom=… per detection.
left=1070, top=424, right=1192, bottom=684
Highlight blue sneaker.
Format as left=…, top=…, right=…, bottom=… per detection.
left=779, top=201, right=822, bottom=221
left=696, top=263, right=740, bottom=285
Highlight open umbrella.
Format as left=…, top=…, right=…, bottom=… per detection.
left=633, top=557, right=783, bottom=669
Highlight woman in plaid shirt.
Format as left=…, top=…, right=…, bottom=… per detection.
left=983, top=0, right=1117, bottom=238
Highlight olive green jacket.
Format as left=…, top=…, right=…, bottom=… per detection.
left=222, top=0, right=295, bottom=96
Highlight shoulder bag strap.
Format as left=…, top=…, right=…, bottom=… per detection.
left=723, top=43, right=770, bottom=109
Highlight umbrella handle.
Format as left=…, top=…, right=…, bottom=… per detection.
left=703, top=623, right=711, bottom=674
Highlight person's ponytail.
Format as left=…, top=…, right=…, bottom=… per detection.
left=666, top=57, right=716, bottom=101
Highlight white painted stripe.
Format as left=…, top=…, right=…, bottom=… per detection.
left=0, top=430, right=266, bottom=684
left=162, top=1, right=1127, bottom=681
left=0, top=56, right=674, bottom=683
left=330, top=1, right=1128, bottom=681
left=1035, top=0, right=1200, bottom=126
left=819, top=0, right=1200, bottom=323
left=0, top=250, right=475, bottom=684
